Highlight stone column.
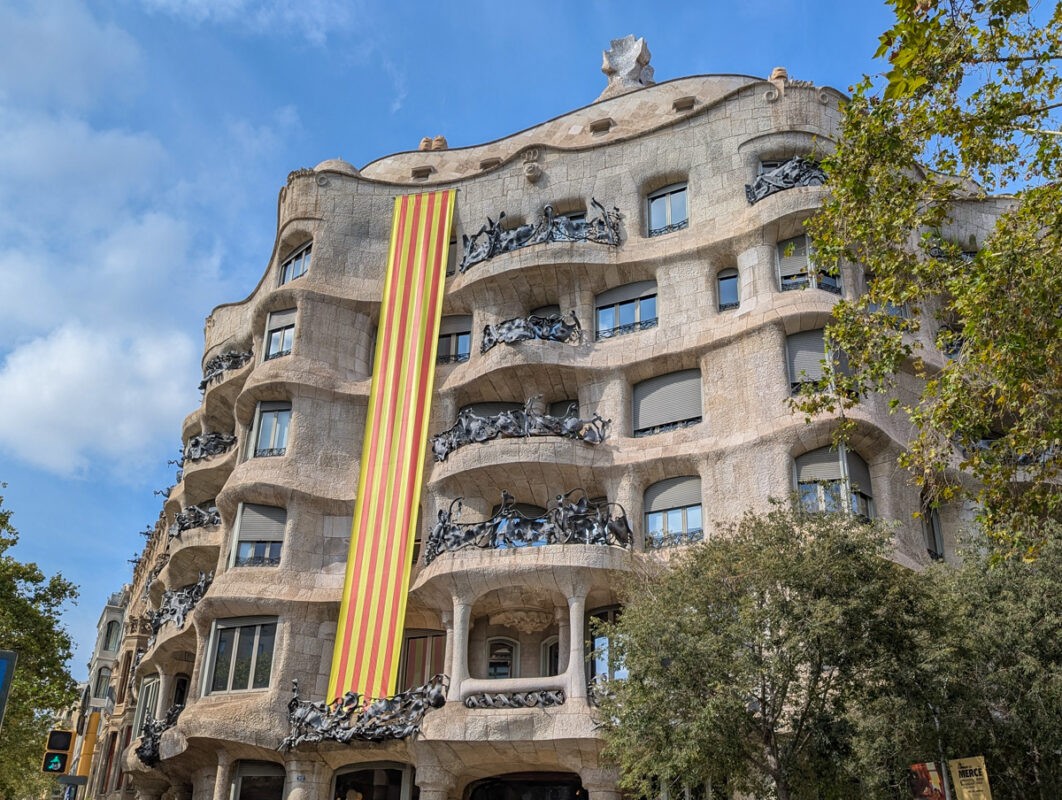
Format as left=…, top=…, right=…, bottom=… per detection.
left=448, top=598, right=471, bottom=701
left=581, top=768, right=622, bottom=800
left=555, top=607, right=570, bottom=675
left=565, top=589, right=588, bottom=700
left=441, top=610, right=454, bottom=686
left=283, top=758, right=330, bottom=800
left=416, top=765, right=457, bottom=800
left=155, top=670, right=173, bottom=719
left=211, top=752, right=233, bottom=800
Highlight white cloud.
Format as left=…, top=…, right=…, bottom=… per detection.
left=140, top=0, right=359, bottom=45
left=0, top=0, right=141, bottom=110
left=0, top=108, right=167, bottom=238
left=0, top=323, right=200, bottom=476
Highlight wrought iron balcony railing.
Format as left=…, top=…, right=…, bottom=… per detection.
left=648, top=218, right=688, bottom=238
left=645, top=528, right=705, bottom=550
left=595, top=317, right=658, bottom=341
left=633, top=416, right=701, bottom=438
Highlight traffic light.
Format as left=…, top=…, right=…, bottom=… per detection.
left=41, top=729, right=74, bottom=773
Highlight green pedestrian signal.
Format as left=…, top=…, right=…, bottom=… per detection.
left=41, top=729, right=74, bottom=773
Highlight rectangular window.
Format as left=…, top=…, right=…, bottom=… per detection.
left=132, top=674, right=159, bottom=735
left=632, top=370, right=702, bottom=437
left=264, top=309, right=296, bottom=360
left=786, top=329, right=826, bottom=393
left=647, top=184, right=688, bottom=237
left=279, top=243, right=311, bottom=285
left=207, top=618, right=277, bottom=694
left=253, top=402, right=291, bottom=458
left=400, top=632, right=446, bottom=690
left=438, top=315, right=473, bottom=364
left=595, top=281, right=658, bottom=340
left=233, top=503, right=286, bottom=567
left=777, top=235, right=840, bottom=294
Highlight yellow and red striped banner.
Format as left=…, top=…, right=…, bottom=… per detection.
left=328, top=189, right=455, bottom=700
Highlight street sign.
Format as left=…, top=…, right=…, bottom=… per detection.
left=0, top=650, right=16, bottom=734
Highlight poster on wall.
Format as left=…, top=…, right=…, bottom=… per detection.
left=908, top=762, right=947, bottom=800
left=948, top=756, right=994, bottom=800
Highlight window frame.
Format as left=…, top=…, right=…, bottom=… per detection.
left=204, top=617, right=279, bottom=696
left=250, top=401, right=291, bottom=458
left=587, top=606, right=627, bottom=684
left=438, top=315, right=473, bottom=364
left=632, top=369, right=703, bottom=438
left=595, top=281, right=658, bottom=341
left=794, top=445, right=874, bottom=520
left=541, top=635, right=561, bottom=677
left=132, top=674, right=159, bottom=735
left=644, top=476, right=704, bottom=549
left=398, top=630, right=446, bottom=691
left=234, top=761, right=286, bottom=800
left=923, top=503, right=945, bottom=561
left=263, top=308, right=296, bottom=361
left=717, top=267, right=740, bottom=311
left=279, top=242, right=311, bottom=285
left=776, top=234, right=841, bottom=294
left=486, top=636, right=520, bottom=679
left=647, top=183, right=689, bottom=237
left=93, top=666, right=112, bottom=699
left=103, top=620, right=121, bottom=652
left=231, top=502, right=287, bottom=568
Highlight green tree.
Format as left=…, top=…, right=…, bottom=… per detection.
left=797, top=0, right=1062, bottom=555
left=0, top=485, right=79, bottom=799
left=933, top=525, right=1062, bottom=799
left=596, top=507, right=947, bottom=800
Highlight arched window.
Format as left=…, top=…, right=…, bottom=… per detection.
left=93, top=667, right=112, bottom=699
left=486, top=637, right=520, bottom=679
left=717, top=268, right=740, bottom=311
left=644, top=476, right=703, bottom=549
left=794, top=446, right=874, bottom=519
left=103, top=620, right=121, bottom=652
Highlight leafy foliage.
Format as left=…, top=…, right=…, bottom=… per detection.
left=0, top=484, right=79, bottom=799
left=597, top=507, right=946, bottom=800
left=798, top=0, right=1062, bottom=555
left=598, top=509, right=1062, bottom=800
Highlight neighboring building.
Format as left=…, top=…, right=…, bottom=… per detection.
left=93, top=38, right=995, bottom=800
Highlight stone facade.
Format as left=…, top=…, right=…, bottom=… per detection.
left=86, top=53, right=992, bottom=800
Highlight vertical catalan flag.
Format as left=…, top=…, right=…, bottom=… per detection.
left=328, top=189, right=456, bottom=701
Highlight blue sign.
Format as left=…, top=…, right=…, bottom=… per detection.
left=0, top=650, right=16, bottom=734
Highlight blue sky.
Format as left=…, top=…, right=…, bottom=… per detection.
left=0, top=0, right=897, bottom=679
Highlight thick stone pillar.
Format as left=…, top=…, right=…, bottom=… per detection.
left=441, top=610, right=454, bottom=687
left=211, top=752, right=233, bottom=800
left=581, top=768, right=622, bottom=800
left=565, top=589, right=588, bottom=700
left=448, top=598, right=471, bottom=701
left=283, top=758, right=330, bottom=800
left=155, top=670, right=173, bottom=718
left=556, top=607, right=570, bottom=674
left=738, top=243, right=776, bottom=302
left=416, top=765, right=457, bottom=800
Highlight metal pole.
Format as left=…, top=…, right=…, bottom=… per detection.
left=930, top=704, right=954, bottom=800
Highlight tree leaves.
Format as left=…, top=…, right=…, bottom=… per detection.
left=797, top=0, right=1062, bottom=556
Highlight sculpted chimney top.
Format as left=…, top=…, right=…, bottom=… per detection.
left=597, top=35, right=655, bottom=101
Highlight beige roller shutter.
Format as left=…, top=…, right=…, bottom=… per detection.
left=777, top=235, right=810, bottom=277
left=633, top=369, right=702, bottom=431
left=440, top=315, right=473, bottom=335
left=787, top=330, right=826, bottom=385
left=595, top=280, right=657, bottom=308
left=795, top=447, right=842, bottom=482
left=267, top=308, right=296, bottom=329
left=238, top=503, right=287, bottom=541
left=644, top=476, right=702, bottom=512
